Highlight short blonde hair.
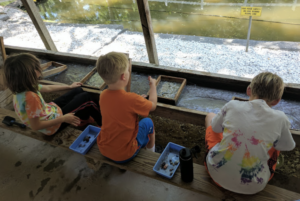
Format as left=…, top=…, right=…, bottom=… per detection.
left=96, top=52, right=128, bottom=84
left=250, top=72, right=284, bottom=103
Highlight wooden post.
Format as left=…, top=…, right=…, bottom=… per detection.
left=0, top=37, right=7, bottom=90
left=0, top=37, right=14, bottom=110
left=126, top=58, right=132, bottom=92
left=0, top=37, right=6, bottom=67
left=245, top=16, right=253, bottom=52
left=20, top=0, right=58, bottom=51
left=136, top=0, right=159, bottom=65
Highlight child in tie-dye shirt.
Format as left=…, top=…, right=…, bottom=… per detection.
left=4, top=53, right=102, bottom=135
left=204, top=72, right=295, bottom=194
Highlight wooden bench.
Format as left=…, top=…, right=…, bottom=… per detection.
left=1, top=108, right=299, bottom=201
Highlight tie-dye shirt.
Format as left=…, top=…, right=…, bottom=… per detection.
left=207, top=99, right=295, bottom=194
left=13, top=85, right=63, bottom=135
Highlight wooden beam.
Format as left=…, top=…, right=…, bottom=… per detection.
left=126, top=58, right=132, bottom=92
left=175, top=79, right=187, bottom=102
left=5, top=44, right=300, bottom=99
left=40, top=61, right=52, bottom=70
left=153, top=102, right=207, bottom=126
left=0, top=37, right=13, bottom=109
left=80, top=67, right=96, bottom=84
left=136, top=0, right=159, bottom=65
left=0, top=37, right=6, bottom=67
left=20, top=0, right=57, bottom=51
left=0, top=69, right=6, bottom=91
left=7, top=45, right=300, bottom=100
left=0, top=107, right=300, bottom=200
left=51, top=61, right=66, bottom=67
left=0, top=37, right=7, bottom=90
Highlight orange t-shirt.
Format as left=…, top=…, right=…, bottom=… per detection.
left=97, top=89, right=152, bottom=161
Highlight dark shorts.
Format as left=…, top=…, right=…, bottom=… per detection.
left=113, top=118, right=154, bottom=164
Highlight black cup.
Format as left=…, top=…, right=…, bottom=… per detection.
left=179, top=148, right=194, bottom=182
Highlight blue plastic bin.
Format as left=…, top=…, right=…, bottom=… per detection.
left=153, top=142, right=185, bottom=179
left=69, top=125, right=101, bottom=155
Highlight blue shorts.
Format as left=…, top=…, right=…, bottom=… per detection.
left=113, top=118, right=154, bottom=164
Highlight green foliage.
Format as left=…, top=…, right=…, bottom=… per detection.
left=0, top=0, right=14, bottom=7
left=34, top=0, right=300, bottom=42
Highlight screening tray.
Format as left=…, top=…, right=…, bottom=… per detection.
left=69, top=125, right=101, bottom=155
left=147, top=75, right=186, bottom=105
left=153, top=142, right=185, bottom=179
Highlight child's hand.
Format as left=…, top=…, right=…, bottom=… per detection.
left=141, top=94, right=147, bottom=99
left=63, top=113, right=80, bottom=126
left=148, top=76, right=156, bottom=87
left=70, top=82, right=82, bottom=88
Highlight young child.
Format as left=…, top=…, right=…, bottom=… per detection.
left=204, top=72, right=295, bottom=194
left=96, top=52, right=157, bottom=163
left=4, top=53, right=102, bottom=135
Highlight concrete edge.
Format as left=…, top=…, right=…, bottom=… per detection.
left=123, top=30, right=300, bottom=51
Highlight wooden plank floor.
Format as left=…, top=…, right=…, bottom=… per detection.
left=0, top=108, right=299, bottom=201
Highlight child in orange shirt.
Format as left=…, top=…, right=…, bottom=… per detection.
left=96, top=52, right=157, bottom=163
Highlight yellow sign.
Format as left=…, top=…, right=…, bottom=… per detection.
left=241, top=7, right=262, bottom=16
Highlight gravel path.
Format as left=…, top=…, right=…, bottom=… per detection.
left=100, top=32, right=300, bottom=84
left=1, top=6, right=300, bottom=84
left=0, top=6, right=122, bottom=55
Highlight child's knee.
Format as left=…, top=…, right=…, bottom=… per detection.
left=205, top=113, right=216, bottom=122
left=206, top=113, right=216, bottom=119
left=72, top=87, right=84, bottom=94
left=142, top=118, right=155, bottom=134
left=143, top=117, right=152, bottom=121
left=78, top=91, right=92, bottom=100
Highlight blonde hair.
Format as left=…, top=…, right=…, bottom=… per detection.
left=96, top=52, right=128, bottom=84
left=4, top=53, right=41, bottom=94
left=250, top=72, right=284, bottom=103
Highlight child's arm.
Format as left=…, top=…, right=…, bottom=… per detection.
left=211, top=104, right=228, bottom=133
left=274, top=117, right=295, bottom=151
left=29, top=113, right=80, bottom=131
left=148, top=76, right=157, bottom=111
left=40, top=82, right=82, bottom=93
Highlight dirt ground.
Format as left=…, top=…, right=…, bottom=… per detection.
left=148, top=115, right=206, bottom=165
left=277, top=147, right=300, bottom=178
